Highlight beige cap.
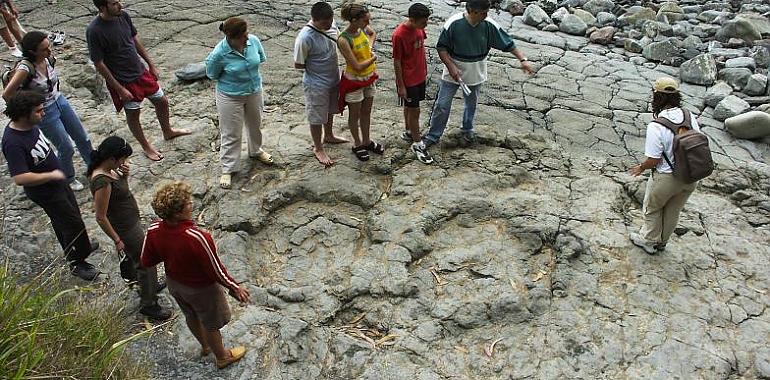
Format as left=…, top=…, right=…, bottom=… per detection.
left=653, top=77, right=679, bottom=93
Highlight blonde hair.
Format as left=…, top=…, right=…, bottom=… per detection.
left=151, top=181, right=192, bottom=221
left=340, top=0, right=368, bottom=21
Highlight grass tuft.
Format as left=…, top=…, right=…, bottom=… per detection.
left=0, top=262, right=148, bottom=379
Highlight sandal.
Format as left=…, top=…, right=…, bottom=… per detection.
left=364, top=140, right=385, bottom=155
left=352, top=145, right=370, bottom=161
left=251, top=151, right=273, bottom=165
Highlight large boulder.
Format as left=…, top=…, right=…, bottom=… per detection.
left=704, top=81, right=733, bottom=107
left=624, top=38, right=644, bottom=53
left=716, top=18, right=762, bottom=43
left=174, top=62, right=207, bottom=81
left=582, top=0, right=615, bottom=16
left=537, top=0, right=558, bottom=14
left=713, top=95, right=751, bottom=121
left=719, top=68, right=753, bottom=91
left=682, top=35, right=703, bottom=50
left=750, top=45, right=770, bottom=69
left=573, top=9, right=597, bottom=27
left=680, top=53, right=718, bottom=85
left=642, top=39, right=680, bottom=62
left=523, top=4, right=551, bottom=27
left=724, top=110, right=770, bottom=139
left=551, top=7, right=568, bottom=23
left=596, top=11, right=616, bottom=26
left=725, top=57, right=757, bottom=71
left=618, top=7, right=656, bottom=27
left=501, top=0, right=526, bottom=16
left=657, top=2, right=685, bottom=22
left=737, top=13, right=770, bottom=37
left=560, top=14, right=588, bottom=35
left=744, top=73, right=768, bottom=96
left=696, top=10, right=728, bottom=23
left=589, top=26, right=616, bottom=45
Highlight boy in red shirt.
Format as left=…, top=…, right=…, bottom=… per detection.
left=392, top=3, right=433, bottom=164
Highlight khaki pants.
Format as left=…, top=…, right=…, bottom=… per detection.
left=639, top=172, right=696, bottom=244
left=216, top=90, right=264, bottom=174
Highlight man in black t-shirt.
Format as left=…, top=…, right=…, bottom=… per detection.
left=86, top=0, right=190, bottom=162
left=2, top=91, right=101, bottom=281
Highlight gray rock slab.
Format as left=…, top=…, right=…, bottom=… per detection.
left=714, top=95, right=752, bottom=121
left=704, top=81, right=734, bottom=107
left=642, top=39, right=680, bottom=62
left=523, top=4, right=551, bottom=27
left=744, top=73, right=768, bottom=96
left=719, top=67, right=753, bottom=90
left=560, top=14, right=588, bottom=36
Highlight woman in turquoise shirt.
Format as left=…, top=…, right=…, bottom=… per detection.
left=206, top=17, right=273, bottom=189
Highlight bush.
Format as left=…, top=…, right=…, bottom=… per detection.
left=0, top=264, right=148, bottom=379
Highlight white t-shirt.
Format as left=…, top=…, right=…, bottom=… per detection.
left=644, top=107, right=701, bottom=173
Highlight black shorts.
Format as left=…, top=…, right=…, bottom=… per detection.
left=399, top=81, right=426, bottom=108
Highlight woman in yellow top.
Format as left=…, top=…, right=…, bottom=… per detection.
left=337, top=1, right=384, bottom=161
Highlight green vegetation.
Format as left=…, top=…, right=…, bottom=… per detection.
left=0, top=264, right=148, bottom=379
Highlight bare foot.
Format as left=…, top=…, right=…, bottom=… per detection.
left=313, top=148, right=335, bottom=167
left=323, top=135, right=349, bottom=144
left=142, top=147, right=163, bottom=162
left=163, top=128, right=192, bottom=140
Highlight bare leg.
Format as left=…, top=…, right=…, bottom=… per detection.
left=347, top=101, right=363, bottom=147
left=125, top=108, right=162, bottom=161
left=310, top=124, right=334, bottom=166
left=359, top=96, right=374, bottom=146
left=406, top=107, right=421, bottom=142
left=6, top=18, right=22, bottom=43
left=202, top=329, right=230, bottom=361
left=0, top=27, right=16, bottom=49
left=150, top=96, right=191, bottom=140
left=322, top=113, right=347, bottom=144
left=184, top=317, right=210, bottom=354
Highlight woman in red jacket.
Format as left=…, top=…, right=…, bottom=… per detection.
left=141, top=181, right=251, bottom=369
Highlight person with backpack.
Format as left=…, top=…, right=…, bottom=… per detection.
left=2, top=31, right=93, bottom=191
left=629, top=77, right=713, bottom=254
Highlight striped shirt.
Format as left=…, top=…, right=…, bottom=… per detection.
left=140, top=220, right=239, bottom=291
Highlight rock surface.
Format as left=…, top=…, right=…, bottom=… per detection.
left=714, top=95, right=752, bottom=121
left=2, top=1, right=770, bottom=380
left=725, top=111, right=770, bottom=139
left=680, top=54, right=718, bottom=86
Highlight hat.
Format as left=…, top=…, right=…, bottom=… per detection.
left=653, top=77, right=679, bottom=93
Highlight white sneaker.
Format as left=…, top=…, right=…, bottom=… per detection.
left=10, top=47, right=23, bottom=58
left=629, top=232, right=657, bottom=255
left=411, top=141, right=434, bottom=164
left=69, top=179, right=85, bottom=191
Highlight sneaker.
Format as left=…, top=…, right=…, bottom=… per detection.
left=216, top=346, right=247, bottom=369
left=69, top=179, right=85, bottom=191
left=461, top=130, right=477, bottom=145
left=9, top=47, right=22, bottom=58
left=52, top=31, right=66, bottom=46
left=411, top=142, right=434, bottom=164
left=70, top=260, right=100, bottom=281
left=400, top=130, right=411, bottom=143
left=629, top=233, right=657, bottom=255
left=139, top=303, right=173, bottom=321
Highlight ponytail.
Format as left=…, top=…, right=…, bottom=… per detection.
left=87, top=136, right=133, bottom=176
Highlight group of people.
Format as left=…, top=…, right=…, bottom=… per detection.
left=1, top=0, right=707, bottom=371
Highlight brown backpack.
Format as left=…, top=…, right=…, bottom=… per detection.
left=654, top=109, right=714, bottom=183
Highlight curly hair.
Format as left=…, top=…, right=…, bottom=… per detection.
left=151, top=181, right=192, bottom=221
left=651, top=92, right=682, bottom=117
left=341, top=0, right=369, bottom=21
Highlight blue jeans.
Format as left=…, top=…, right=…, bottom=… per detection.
left=423, top=79, right=481, bottom=145
left=39, top=95, right=93, bottom=180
